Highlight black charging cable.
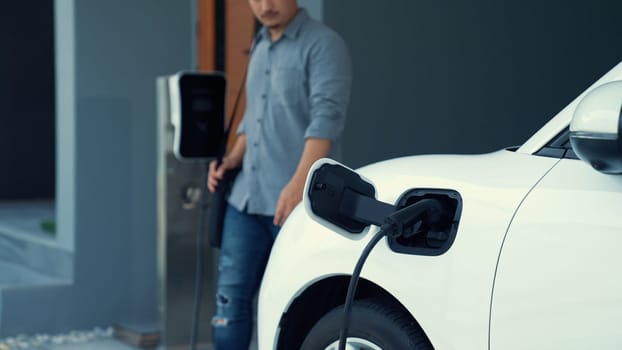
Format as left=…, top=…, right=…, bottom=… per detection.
left=337, top=226, right=389, bottom=350
left=337, top=199, right=443, bottom=350
left=189, top=162, right=211, bottom=350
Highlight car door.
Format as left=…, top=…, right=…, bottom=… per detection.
left=490, top=137, right=622, bottom=349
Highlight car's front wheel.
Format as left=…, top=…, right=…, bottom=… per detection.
left=300, top=298, right=433, bottom=350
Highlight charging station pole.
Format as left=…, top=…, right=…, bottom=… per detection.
left=156, top=76, right=218, bottom=349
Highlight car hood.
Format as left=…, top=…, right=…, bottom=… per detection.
left=356, top=149, right=556, bottom=206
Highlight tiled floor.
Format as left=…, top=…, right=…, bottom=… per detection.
left=31, top=338, right=140, bottom=350
left=0, top=338, right=229, bottom=350
left=0, top=337, right=138, bottom=350
left=0, top=334, right=216, bottom=350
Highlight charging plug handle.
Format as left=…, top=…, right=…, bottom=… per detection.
left=383, top=198, right=443, bottom=238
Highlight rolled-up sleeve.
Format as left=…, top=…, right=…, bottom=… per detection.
left=304, top=33, right=352, bottom=141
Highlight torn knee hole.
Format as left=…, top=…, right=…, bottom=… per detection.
left=212, top=317, right=229, bottom=327
left=217, top=293, right=229, bottom=305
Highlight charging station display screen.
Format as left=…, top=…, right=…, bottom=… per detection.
left=178, top=74, right=226, bottom=159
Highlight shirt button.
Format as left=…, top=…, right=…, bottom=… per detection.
left=251, top=165, right=257, bottom=171
left=265, top=69, right=270, bottom=75
left=253, top=142, right=259, bottom=147
left=261, top=94, right=267, bottom=99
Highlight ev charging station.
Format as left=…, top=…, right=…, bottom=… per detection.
left=156, top=72, right=227, bottom=348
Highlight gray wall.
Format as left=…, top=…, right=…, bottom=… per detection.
left=299, top=0, right=322, bottom=20
left=1, top=0, right=193, bottom=335
left=73, top=0, right=193, bottom=326
left=325, top=1, right=622, bottom=168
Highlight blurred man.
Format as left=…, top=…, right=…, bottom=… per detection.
left=208, top=0, right=351, bottom=348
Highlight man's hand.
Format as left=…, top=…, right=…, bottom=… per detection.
left=208, top=157, right=235, bottom=193
left=208, top=135, right=246, bottom=193
left=274, top=179, right=304, bottom=226
left=273, top=138, right=332, bottom=226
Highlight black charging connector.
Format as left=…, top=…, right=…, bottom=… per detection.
left=384, top=199, right=443, bottom=238
left=337, top=199, right=444, bottom=350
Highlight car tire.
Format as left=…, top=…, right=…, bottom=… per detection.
left=300, top=298, right=433, bottom=350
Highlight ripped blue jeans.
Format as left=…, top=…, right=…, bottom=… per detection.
left=212, top=204, right=280, bottom=350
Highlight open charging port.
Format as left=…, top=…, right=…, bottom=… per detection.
left=389, top=189, right=462, bottom=256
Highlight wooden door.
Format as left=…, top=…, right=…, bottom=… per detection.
left=197, top=0, right=256, bottom=150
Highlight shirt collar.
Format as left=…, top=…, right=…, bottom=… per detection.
left=256, top=8, right=309, bottom=43
left=282, top=8, right=309, bottom=39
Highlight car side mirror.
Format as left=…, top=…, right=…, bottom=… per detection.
left=570, top=81, right=622, bottom=174
left=303, top=159, right=395, bottom=239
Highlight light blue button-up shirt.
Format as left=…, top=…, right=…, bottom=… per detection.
left=228, top=8, right=352, bottom=216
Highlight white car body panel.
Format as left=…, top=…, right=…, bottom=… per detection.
left=259, top=151, right=559, bottom=349
left=491, top=158, right=622, bottom=349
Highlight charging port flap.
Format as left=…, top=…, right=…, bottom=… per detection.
left=304, top=159, right=394, bottom=237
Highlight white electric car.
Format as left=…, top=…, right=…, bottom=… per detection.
left=258, top=61, right=622, bottom=350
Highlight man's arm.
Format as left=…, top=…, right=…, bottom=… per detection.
left=207, top=134, right=246, bottom=193
left=273, top=137, right=331, bottom=226
left=273, top=30, right=352, bottom=225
